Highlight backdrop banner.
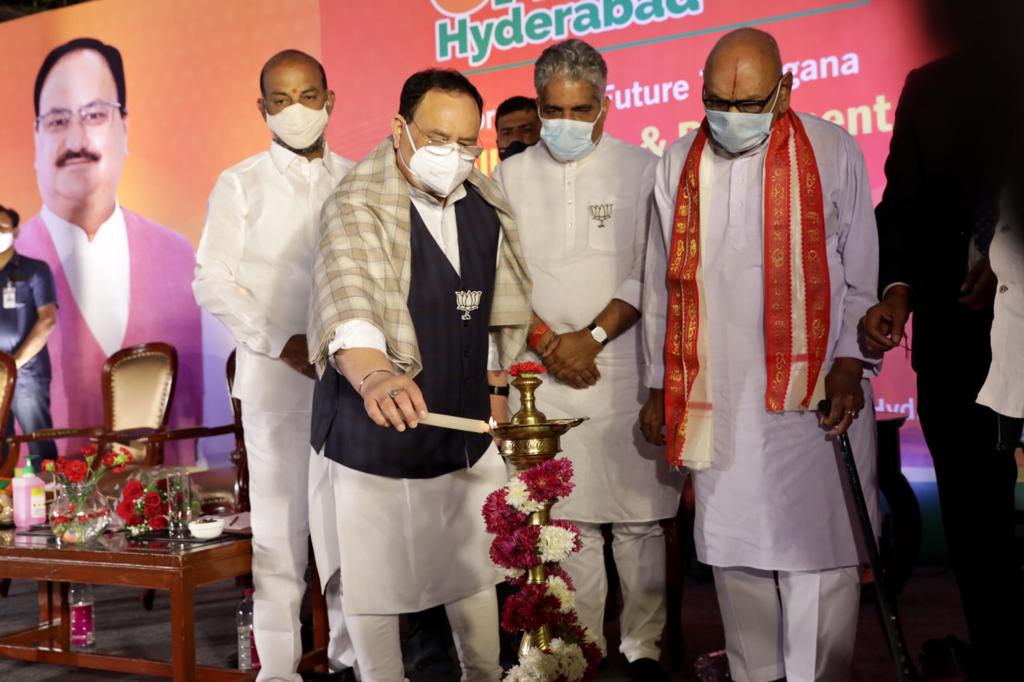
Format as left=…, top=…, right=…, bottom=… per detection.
left=0, top=0, right=937, bottom=469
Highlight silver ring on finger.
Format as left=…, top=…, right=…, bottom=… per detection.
left=845, top=409, right=858, bottom=418
left=388, top=387, right=402, bottom=399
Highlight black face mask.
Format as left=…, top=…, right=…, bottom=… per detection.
left=498, top=140, right=531, bottom=161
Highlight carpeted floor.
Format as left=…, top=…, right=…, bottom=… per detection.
left=0, top=566, right=968, bottom=681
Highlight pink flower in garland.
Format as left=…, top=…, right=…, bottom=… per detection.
left=482, top=488, right=528, bottom=535
left=543, top=564, right=576, bottom=592
left=490, top=524, right=542, bottom=570
left=501, top=583, right=563, bottom=633
left=519, top=457, right=575, bottom=503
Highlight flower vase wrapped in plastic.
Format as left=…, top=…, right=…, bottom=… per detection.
left=45, top=446, right=130, bottom=544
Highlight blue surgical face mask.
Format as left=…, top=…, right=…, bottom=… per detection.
left=704, top=79, right=782, bottom=154
left=539, top=106, right=604, bottom=162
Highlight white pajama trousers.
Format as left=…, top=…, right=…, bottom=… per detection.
left=712, top=566, right=861, bottom=682
left=559, top=520, right=668, bottom=662
left=344, top=585, right=502, bottom=682
left=245, top=409, right=353, bottom=681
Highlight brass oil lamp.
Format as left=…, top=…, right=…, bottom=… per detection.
left=490, top=370, right=585, bottom=656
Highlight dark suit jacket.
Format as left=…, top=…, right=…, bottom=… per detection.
left=875, top=55, right=1000, bottom=384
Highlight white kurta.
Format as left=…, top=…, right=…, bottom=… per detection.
left=194, top=142, right=354, bottom=412
left=325, top=444, right=506, bottom=615
left=495, top=136, right=682, bottom=523
left=643, top=114, right=880, bottom=571
left=977, top=216, right=1024, bottom=418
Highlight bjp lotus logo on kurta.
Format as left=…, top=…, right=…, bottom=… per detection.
left=435, top=0, right=705, bottom=67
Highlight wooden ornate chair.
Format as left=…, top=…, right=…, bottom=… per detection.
left=1, top=342, right=178, bottom=480
left=99, top=342, right=178, bottom=465
left=0, top=351, right=17, bottom=599
left=116, top=350, right=249, bottom=513
left=0, top=351, right=18, bottom=470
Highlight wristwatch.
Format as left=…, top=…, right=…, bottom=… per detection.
left=587, top=323, right=609, bottom=346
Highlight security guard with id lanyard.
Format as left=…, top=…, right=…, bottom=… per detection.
left=0, top=203, right=58, bottom=471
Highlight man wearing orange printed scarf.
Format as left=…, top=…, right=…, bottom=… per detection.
left=640, top=28, right=880, bottom=682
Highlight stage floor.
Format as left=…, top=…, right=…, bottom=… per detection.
left=0, top=567, right=970, bottom=681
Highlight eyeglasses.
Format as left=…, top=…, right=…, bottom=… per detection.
left=36, top=100, right=124, bottom=134
left=408, top=120, right=482, bottom=159
left=702, top=77, right=783, bottom=114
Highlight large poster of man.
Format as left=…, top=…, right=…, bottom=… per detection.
left=16, top=38, right=202, bottom=463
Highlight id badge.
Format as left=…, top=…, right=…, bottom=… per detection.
left=2, top=283, right=15, bottom=309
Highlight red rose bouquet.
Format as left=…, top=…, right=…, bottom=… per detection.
left=42, top=445, right=130, bottom=487
left=116, top=475, right=170, bottom=536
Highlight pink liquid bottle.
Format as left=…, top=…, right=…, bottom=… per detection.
left=69, top=583, right=95, bottom=649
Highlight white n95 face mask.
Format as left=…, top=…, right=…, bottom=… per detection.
left=540, top=107, right=603, bottom=162
left=401, top=122, right=476, bottom=197
left=266, top=102, right=329, bottom=151
left=0, top=233, right=13, bottom=252
left=704, top=79, right=782, bottom=154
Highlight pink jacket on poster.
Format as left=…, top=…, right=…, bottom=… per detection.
left=16, top=208, right=203, bottom=465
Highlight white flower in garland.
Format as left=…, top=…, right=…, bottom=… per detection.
left=538, top=525, right=578, bottom=563
left=498, top=565, right=526, bottom=580
left=504, top=641, right=587, bottom=682
left=548, top=639, right=587, bottom=680
left=503, top=665, right=536, bottom=682
left=504, top=646, right=559, bottom=681
left=545, top=575, right=575, bottom=613
left=505, top=479, right=545, bottom=514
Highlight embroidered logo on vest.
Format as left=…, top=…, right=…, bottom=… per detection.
left=455, top=289, right=483, bottom=320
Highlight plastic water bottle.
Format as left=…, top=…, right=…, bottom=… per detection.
left=12, top=464, right=46, bottom=528
left=69, top=584, right=95, bottom=649
left=236, top=588, right=260, bottom=671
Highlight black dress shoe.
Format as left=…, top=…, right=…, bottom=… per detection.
left=405, top=605, right=455, bottom=675
left=921, top=635, right=973, bottom=680
left=301, top=668, right=357, bottom=682
left=630, top=657, right=671, bottom=681
left=693, top=650, right=732, bottom=682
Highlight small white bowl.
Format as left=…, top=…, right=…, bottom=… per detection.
left=188, top=518, right=224, bottom=540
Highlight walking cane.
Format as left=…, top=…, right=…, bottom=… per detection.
left=818, top=400, right=921, bottom=682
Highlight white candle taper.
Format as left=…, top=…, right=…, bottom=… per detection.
left=419, top=412, right=492, bottom=433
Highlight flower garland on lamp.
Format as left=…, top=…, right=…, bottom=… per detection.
left=483, top=362, right=601, bottom=681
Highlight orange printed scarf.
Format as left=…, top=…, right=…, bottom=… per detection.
left=664, top=110, right=831, bottom=469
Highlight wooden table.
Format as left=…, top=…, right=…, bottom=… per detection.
left=0, top=530, right=256, bottom=681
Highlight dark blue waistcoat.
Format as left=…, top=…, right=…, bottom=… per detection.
left=310, top=185, right=499, bottom=479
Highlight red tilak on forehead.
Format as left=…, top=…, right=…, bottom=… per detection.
left=292, top=88, right=298, bottom=94
left=731, top=63, right=739, bottom=98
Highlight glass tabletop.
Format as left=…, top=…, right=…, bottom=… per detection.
left=0, top=525, right=250, bottom=556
